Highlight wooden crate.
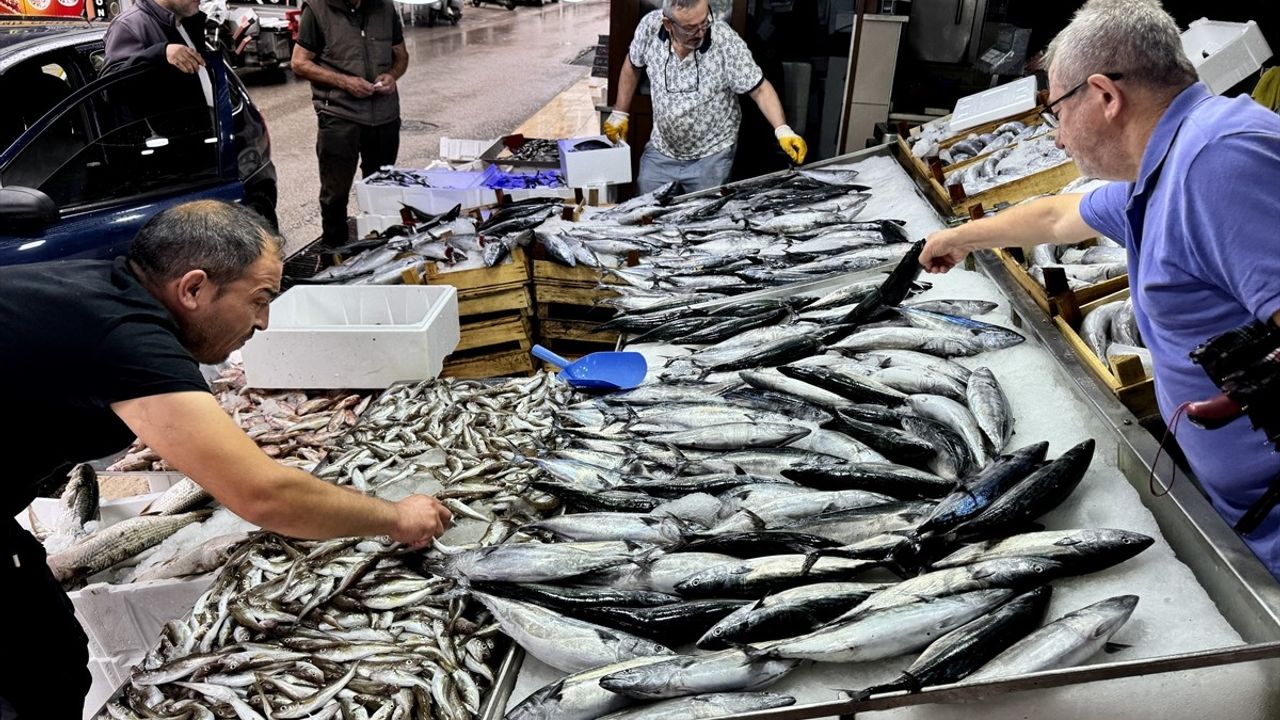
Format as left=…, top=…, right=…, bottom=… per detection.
left=1052, top=288, right=1157, bottom=418
left=540, top=318, right=619, bottom=346
left=457, top=283, right=532, bottom=316
left=897, top=107, right=1047, bottom=187
left=426, top=247, right=530, bottom=290
left=456, top=312, right=533, bottom=353
left=989, top=247, right=1129, bottom=317
left=443, top=348, right=536, bottom=379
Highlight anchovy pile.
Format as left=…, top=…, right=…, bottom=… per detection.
left=108, top=362, right=371, bottom=473
left=317, top=373, right=572, bottom=520
left=1081, top=297, right=1150, bottom=375
left=100, top=534, right=502, bottom=720
left=507, top=138, right=561, bottom=164
left=1027, top=237, right=1127, bottom=292
left=945, top=132, right=1071, bottom=195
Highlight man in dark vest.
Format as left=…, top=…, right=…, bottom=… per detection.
left=291, top=0, right=408, bottom=247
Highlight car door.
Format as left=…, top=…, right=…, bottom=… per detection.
left=0, top=57, right=244, bottom=266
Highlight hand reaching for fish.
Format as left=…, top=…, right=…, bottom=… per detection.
left=393, top=494, right=454, bottom=548
left=920, top=231, right=968, bottom=274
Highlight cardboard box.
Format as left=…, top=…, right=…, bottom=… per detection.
left=558, top=136, right=632, bottom=187
left=1181, top=18, right=1273, bottom=95
left=241, top=285, right=460, bottom=389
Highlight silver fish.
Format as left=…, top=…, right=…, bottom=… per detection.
left=598, top=649, right=800, bottom=699
left=967, top=595, right=1139, bottom=680
left=966, top=367, right=1013, bottom=454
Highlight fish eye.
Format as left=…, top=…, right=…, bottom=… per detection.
left=1121, top=537, right=1132, bottom=544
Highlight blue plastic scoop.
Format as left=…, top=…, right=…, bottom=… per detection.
left=531, top=344, right=648, bottom=391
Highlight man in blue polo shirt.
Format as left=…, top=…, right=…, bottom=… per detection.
left=919, top=0, right=1280, bottom=577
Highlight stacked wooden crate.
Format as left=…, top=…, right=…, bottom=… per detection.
left=896, top=109, right=1080, bottom=217
left=531, top=246, right=622, bottom=363
left=424, top=248, right=536, bottom=379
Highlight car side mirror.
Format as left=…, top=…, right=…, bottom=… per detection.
left=0, top=186, right=59, bottom=232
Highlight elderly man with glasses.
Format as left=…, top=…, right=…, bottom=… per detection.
left=605, top=0, right=807, bottom=194
left=920, top=0, right=1280, bottom=578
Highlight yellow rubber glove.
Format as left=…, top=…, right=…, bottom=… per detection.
left=604, top=110, right=630, bottom=144
left=775, top=125, right=807, bottom=165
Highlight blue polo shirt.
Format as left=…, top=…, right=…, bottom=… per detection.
left=1080, top=83, right=1280, bottom=577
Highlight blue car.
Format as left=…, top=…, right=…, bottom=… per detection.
left=0, top=21, right=277, bottom=265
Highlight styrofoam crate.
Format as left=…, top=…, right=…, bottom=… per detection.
left=950, top=75, right=1037, bottom=134
left=1181, top=18, right=1273, bottom=95
left=72, top=574, right=215, bottom=664
left=440, top=136, right=494, bottom=162
left=356, top=212, right=403, bottom=238
left=354, top=176, right=404, bottom=215
left=559, top=136, right=632, bottom=187
left=16, top=492, right=164, bottom=535
left=400, top=169, right=494, bottom=214
left=240, top=285, right=460, bottom=389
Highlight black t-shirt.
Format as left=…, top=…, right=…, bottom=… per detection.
left=296, top=1, right=404, bottom=56
left=0, top=258, right=209, bottom=516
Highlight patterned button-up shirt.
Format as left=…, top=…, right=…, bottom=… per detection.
left=629, top=10, right=764, bottom=161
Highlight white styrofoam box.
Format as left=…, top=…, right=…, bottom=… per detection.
left=950, top=74, right=1037, bottom=133
left=85, top=655, right=132, bottom=719
left=1181, top=18, right=1273, bottom=95
left=240, top=285, right=460, bottom=389
left=354, top=176, right=404, bottom=215
left=400, top=169, right=494, bottom=215
left=439, top=136, right=494, bottom=162
left=558, top=136, right=632, bottom=187
left=356, top=212, right=402, bottom=238
left=73, top=574, right=215, bottom=666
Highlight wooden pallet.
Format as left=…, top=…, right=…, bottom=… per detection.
left=1052, top=288, right=1156, bottom=418
left=989, top=247, right=1129, bottom=317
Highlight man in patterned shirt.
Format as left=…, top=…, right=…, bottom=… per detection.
left=605, top=0, right=807, bottom=193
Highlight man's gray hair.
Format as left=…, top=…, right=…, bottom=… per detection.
left=1046, top=0, right=1197, bottom=91
left=661, top=0, right=706, bottom=18
left=129, top=200, right=283, bottom=286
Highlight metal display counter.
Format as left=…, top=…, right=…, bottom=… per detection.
left=483, top=142, right=1280, bottom=720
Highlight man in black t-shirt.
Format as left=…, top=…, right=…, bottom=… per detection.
left=0, top=200, right=452, bottom=720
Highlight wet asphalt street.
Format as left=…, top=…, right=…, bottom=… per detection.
left=239, top=0, right=609, bottom=254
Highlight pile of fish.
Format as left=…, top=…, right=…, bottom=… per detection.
left=937, top=121, right=1050, bottom=166
left=1026, top=238, right=1127, bottom=292
left=100, top=374, right=574, bottom=718
left=316, top=374, right=572, bottom=520
left=30, top=464, right=224, bottom=588
left=109, top=362, right=371, bottom=472
left=1081, top=297, right=1150, bottom=375
left=100, top=534, right=503, bottom=720
left=506, top=138, right=561, bottom=164
left=905, top=116, right=954, bottom=160
left=945, top=132, right=1071, bottom=195
left=307, top=204, right=480, bottom=285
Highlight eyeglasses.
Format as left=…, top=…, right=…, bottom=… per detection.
left=663, top=47, right=700, bottom=94
left=1043, top=72, right=1124, bottom=128
left=664, top=14, right=711, bottom=39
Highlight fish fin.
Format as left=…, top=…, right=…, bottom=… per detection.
left=1103, top=642, right=1132, bottom=654
left=741, top=508, right=767, bottom=532
left=800, top=550, right=824, bottom=576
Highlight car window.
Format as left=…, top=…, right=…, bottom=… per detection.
left=0, top=58, right=78, bottom=156
left=1, top=67, right=220, bottom=209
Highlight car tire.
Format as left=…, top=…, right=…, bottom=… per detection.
left=245, top=187, right=279, bottom=232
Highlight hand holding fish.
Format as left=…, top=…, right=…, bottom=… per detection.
left=392, top=494, right=454, bottom=548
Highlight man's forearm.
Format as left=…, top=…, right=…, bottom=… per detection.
left=244, top=466, right=401, bottom=540
left=389, top=46, right=408, bottom=80
left=291, top=53, right=352, bottom=91
left=749, top=80, right=788, bottom=129
left=937, top=193, right=1095, bottom=254
left=614, top=58, right=640, bottom=113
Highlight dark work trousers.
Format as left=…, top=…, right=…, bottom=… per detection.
left=317, top=113, right=401, bottom=246
left=0, top=519, right=91, bottom=719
